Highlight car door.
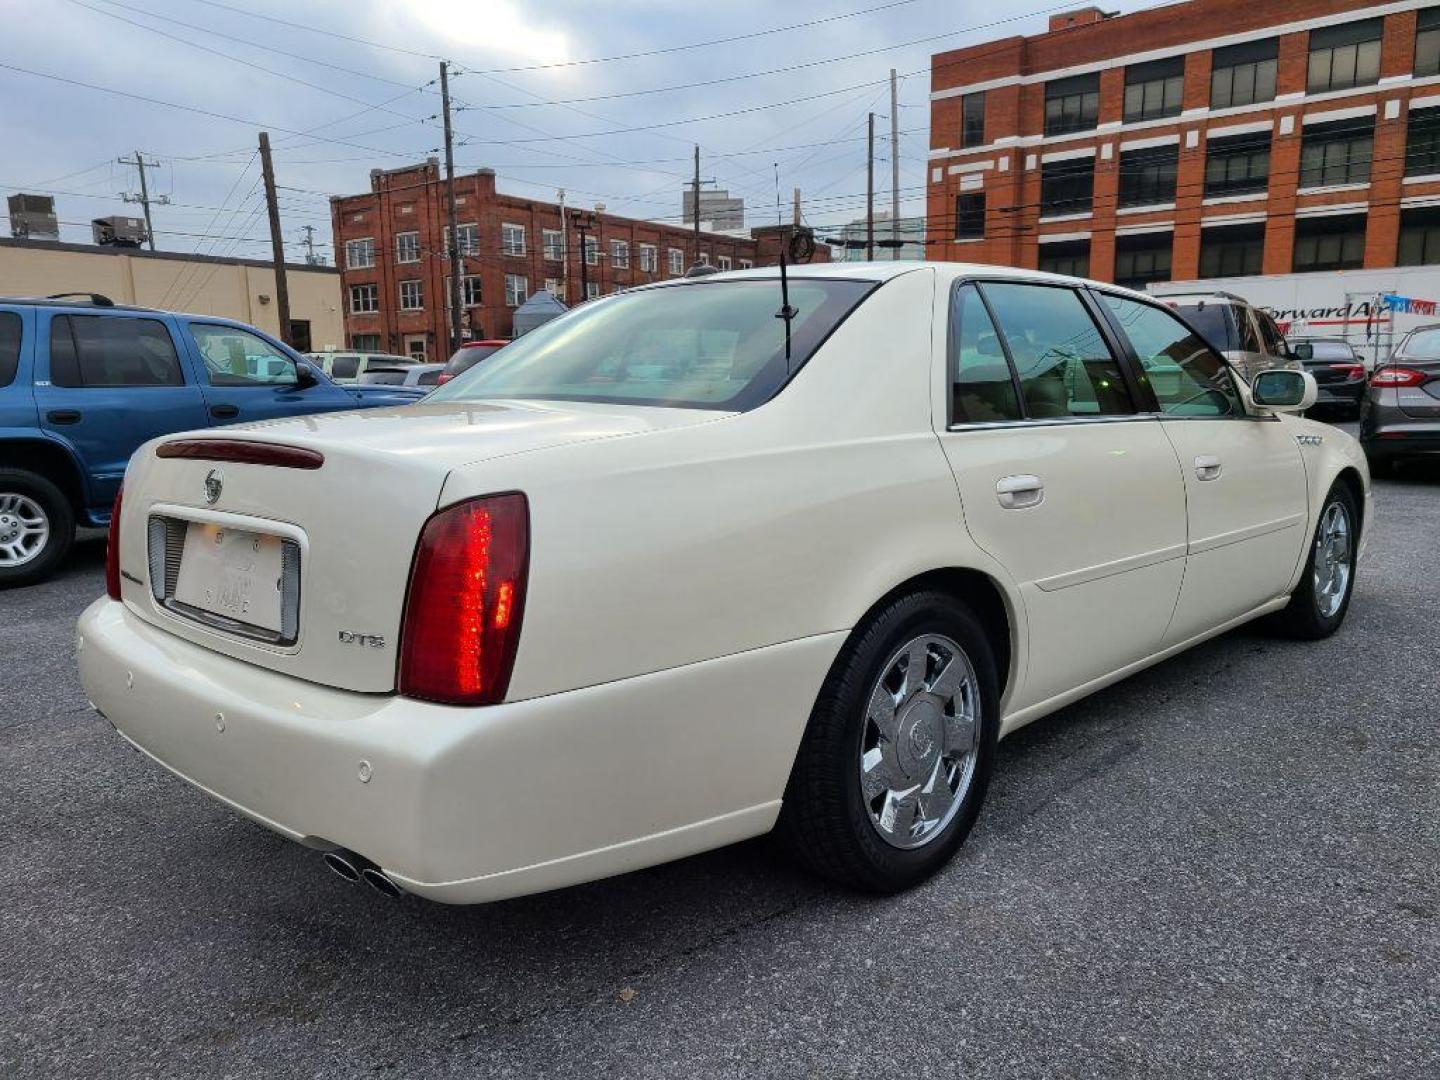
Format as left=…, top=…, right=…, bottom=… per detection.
left=936, top=280, right=1189, bottom=712
left=1095, top=292, right=1309, bottom=645
left=33, top=310, right=209, bottom=508
left=183, top=321, right=353, bottom=424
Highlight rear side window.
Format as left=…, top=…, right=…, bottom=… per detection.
left=330, top=355, right=361, bottom=379
left=49, top=315, right=184, bottom=387
left=416, top=368, right=441, bottom=386
left=1173, top=302, right=1235, bottom=353
left=1102, top=294, right=1239, bottom=417
left=950, top=285, right=1021, bottom=422
left=0, top=312, right=20, bottom=387
left=1256, top=310, right=1287, bottom=355
left=980, top=283, right=1136, bottom=417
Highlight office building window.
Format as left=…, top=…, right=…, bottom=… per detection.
left=1124, top=57, right=1184, bottom=122
left=395, top=231, right=419, bottom=264
left=398, top=279, right=423, bottom=311
left=1037, top=240, right=1090, bottom=278
left=584, top=236, right=599, bottom=266
left=1044, top=73, right=1100, bottom=136
left=344, top=238, right=374, bottom=269
left=544, top=278, right=562, bottom=296
left=443, top=224, right=478, bottom=257
left=444, top=276, right=482, bottom=309
left=738, top=258, right=753, bottom=269
left=1118, top=145, right=1178, bottom=207
left=1293, top=214, right=1367, bottom=272
left=955, top=193, right=986, bottom=239
left=542, top=228, right=564, bottom=261
left=504, top=274, right=528, bottom=307
left=1299, top=116, right=1374, bottom=188
left=610, top=239, right=629, bottom=268
left=1199, top=223, right=1265, bottom=278
left=1210, top=38, right=1278, bottom=109
left=1040, top=157, right=1095, bottom=216
left=1419, top=7, right=1440, bottom=77
left=501, top=223, right=526, bottom=256
left=1307, top=19, right=1382, bottom=94
left=668, top=248, right=685, bottom=275
left=961, top=92, right=986, bottom=148
left=1114, top=233, right=1172, bottom=290
left=639, top=243, right=658, bottom=272
left=585, top=281, right=600, bottom=300
left=1204, top=131, right=1272, bottom=196
left=1399, top=207, right=1440, bottom=265
left=717, top=254, right=732, bottom=270
left=1406, top=106, right=1440, bottom=177
left=350, top=334, right=381, bottom=352
left=349, top=284, right=378, bottom=314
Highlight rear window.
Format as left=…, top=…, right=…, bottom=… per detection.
left=1301, top=341, right=1356, bottom=361
left=360, top=369, right=408, bottom=385
left=1399, top=328, right=1440, bottom=357
left=426, top=279, right=875, bottom=411
left=1171, top=302, right=1235, bottom=353
left=0, top=311, right=20, bottom=387
left=48, top=315, right=184, bottom=387
left=443, top=344, right=503, bottom=377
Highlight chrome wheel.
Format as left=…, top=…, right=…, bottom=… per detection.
left=1313, top=500, right=1352, bottom=619
left=859, top=634, right=981, bottom=850
left=0, top=492, right=49, bottom=568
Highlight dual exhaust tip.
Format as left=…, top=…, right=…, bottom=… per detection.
left=323, top=849, right=404, bottom=899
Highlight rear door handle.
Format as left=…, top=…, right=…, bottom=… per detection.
left=46, top=409, right=81, bottom=425
left=1195, top=455, right=1223, bottom=481
left=210, top=404, right=239, bottom=420
left=996, top=474, right=1044, bottom=509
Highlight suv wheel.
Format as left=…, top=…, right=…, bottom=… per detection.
left=0, top=469, right=75, bottom=587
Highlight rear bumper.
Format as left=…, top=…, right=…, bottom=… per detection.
left=1360, top=421, right=1440, bottom=459
left=77, top=598, right=840, bottom=903
left=1313, top=382, right=1365, bottom=406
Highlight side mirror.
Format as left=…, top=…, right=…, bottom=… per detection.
left=295, top=363, right=320, bottom=389
left=1291, top=342, right=1313, bottom=362
left=1252, top=369, right=1317, bottom=413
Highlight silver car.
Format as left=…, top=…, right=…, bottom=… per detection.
left=1156, top=291, right=1299, bottom=383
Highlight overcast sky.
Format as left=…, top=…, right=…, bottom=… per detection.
left=2, top=0, right=1152, bottom=262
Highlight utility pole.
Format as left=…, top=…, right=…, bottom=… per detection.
left=257, top=132, right=293, bottom=347
left=890, top=69, right=901, bottom=260
left=571, top=210, right=596, bottom=301
left=792, top=187, right=801, bottom=227
left=300, top=224, right=321, bottom=266
left=117, top=150, right=169, bottom=252
left=691, top=145, right=702, bottom=267
left=866, top=112, right=875, bottom=261
left=440, top=60, right=464, bottom=353
left=557, top=188, right=568, bottom=302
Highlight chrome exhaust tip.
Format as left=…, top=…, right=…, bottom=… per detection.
left=323, top=850, right=362, bottom=883
left=361, top=867, right=404, bottom=899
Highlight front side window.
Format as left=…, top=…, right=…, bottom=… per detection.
left=1040, top=157, right=1095, bottom=216
left=1102, top=294, right=1238, bottom=416
left=1398, top=206, right=1440, bottom=266
left=48, top=316, right=184, bottom=388
left=1199, top=223, right=1265, bottom=278
left=980, top=282, right=1135, bottom=417
left=398, top=279, right=423, bottom=311
left=949, top=284, right=1021, bottom=423
left=1300, top=117, right=1375, bottom=187
left=1205, top=131, right=1271, bottom=197
left=501, top=223, right=526, bottom=256
left=1308, top=19, right=1383, bottom=93
left=1419, top=7, right=1440, bottom=77
left=1124, top=57, right=1185, bottom=122
left=0, top=311, right=21, bottom=387
left=1038, top=240, right=1090, bottom=278
left=955, top=193, right=985, bottom=239
left=1115, top=234, right=1173, bottom=290
left=961, top=92, right=986, bottom=148
left=395, top=231, right=419, bottom=264
left=344, top=238, right=374, bottom=269
left=1210, top=38, right=1278, bottom=109
left=1406, top=106, right=1440, bottom=177
left=611, top=239, right=630, bottom=269
left=425, top=279, right=875, bottom=411
left=1293, top=214, right=1367, bottom=272
left=189, top=323, right=297, bottom=386
left=1044, top=73, right=1100, bottom=136
left=1119, top=145, right=1178, bottom=207
left=350, top=284, right=378, bottom=314
left=505, top=274, right=528, bottom=307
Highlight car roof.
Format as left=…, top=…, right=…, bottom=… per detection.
left=0, top=295, right=159, bottom=313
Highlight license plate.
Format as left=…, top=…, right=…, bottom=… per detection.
left=173, top=523, right=285, bottom=633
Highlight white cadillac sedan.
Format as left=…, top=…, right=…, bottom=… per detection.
left=77, top=263, right=1369, bottom=904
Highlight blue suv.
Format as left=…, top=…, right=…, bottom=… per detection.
left=0, top=294, right=425, bottom=586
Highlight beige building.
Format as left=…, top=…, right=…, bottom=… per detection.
left=0, top=239, right=344, bottom=351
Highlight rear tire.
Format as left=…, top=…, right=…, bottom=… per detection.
left=0, top=469, right=74, bottom=588
left=778, top=590, right=1000, bottom=893
left=1268, top=482, right=1358, bottom=640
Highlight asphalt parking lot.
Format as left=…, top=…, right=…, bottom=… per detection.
left=3, top=437, right=1437, bottom=1079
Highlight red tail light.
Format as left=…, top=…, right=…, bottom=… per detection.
left=1328, top=363, right=1365, bottom=381
left=105, top=487, right=123, bottom=600
left=1370, top=366, right=1427, bottom=387
left=398, top=493, right=529, bottom=706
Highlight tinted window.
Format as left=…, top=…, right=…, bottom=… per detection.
left=330, top=355, right=361, bottom=379
left=950, top=285, right=1021, bottom=423
left=0, top=312, right=20, bottom=387
left=1171, top=302, right=1235, bottom=353
left=444, top=344, right=502, bottom=376
left=189, top=324, right=297, bottom=386
left=416, top=368, right=441, bottom=386
left=1301, top=341, right=1356, bottom=361
left=426, top=280, right=874, bottom=411
left=1104, top=295, right=1238, bottom=417
left=49, top=315, right=183, bottom=387
left=1399, top=329, right=1440, bottom=357
left=1256, top=311, right=1287, bottom=355
left=981, top=283, right=1135, bottom=418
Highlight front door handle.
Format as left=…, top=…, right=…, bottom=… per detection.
left=1195, top=455, right=1223, bottom=481
left=210, top=404, right=239, bottom=420
left=996, top=474, right=1044, bottom=509
left=46, top=409, right=81, bottom=425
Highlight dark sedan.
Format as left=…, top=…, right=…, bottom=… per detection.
left=1359, top=324, right=1440, bottom=476
left=1292, top=337, right=1367, bottom=418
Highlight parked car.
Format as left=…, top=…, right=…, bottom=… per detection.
left=0, top=294, right=424, bottom=586
left=1359, top=323, right=1440, bottom=475
left=1290, top=337, right=1368, bottom=418
left=309, top=350, right=422, bottom=384
left=437, top=339, right=508, bottom=384
left=79, top=263, right=1368, bottom=905
left=1156, top=290, right=1299, bottom=382
left=359, top=363, right=445, bottom=388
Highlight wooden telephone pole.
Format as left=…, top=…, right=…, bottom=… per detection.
left=257, top=132, right=292, bottom=347
left=865, top=112, right=875, bottom=261
left=440, top=61, right=464, bottom=353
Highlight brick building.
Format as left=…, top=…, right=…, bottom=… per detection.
left=331, top=161, right=825, bottom=355
left=927, top=0, right=1440, bottom=288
